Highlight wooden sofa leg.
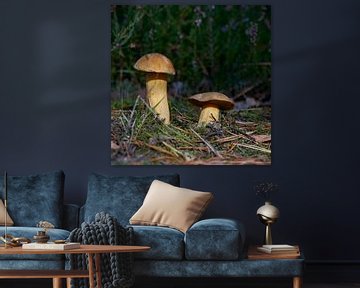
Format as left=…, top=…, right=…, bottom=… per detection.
left=293, top=276, right=302, bottom=288
left=53, top=278, right=62, bottom=288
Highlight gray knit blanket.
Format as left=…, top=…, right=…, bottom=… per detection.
left=68, top=212, right=134, bottom=288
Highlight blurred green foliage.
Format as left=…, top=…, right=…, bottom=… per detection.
left=111, top=5, right=271, bottom=101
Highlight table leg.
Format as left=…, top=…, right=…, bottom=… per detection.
left=52, top=278, right=62, bottom=288
left=66, top=277, right=72, bottom=288
left=293, top=276, right=302, bottom=288
left=95, top=253, right=102, bottom=288
left=88, top=253, right=95, bottom=288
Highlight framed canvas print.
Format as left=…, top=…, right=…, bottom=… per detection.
left=111, top=5, right=271, bottom=165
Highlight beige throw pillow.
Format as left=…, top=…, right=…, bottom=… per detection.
left=0, top=199, right=14, bottom=226
left=130, top=180, right=213, bottom=233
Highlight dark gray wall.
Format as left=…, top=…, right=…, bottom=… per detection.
left=1, top=0, right=360, bottom=263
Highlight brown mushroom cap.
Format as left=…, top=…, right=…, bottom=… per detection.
left=188, top=92, right=235, bottom=110
left=134, top=53, right=175, bottom=75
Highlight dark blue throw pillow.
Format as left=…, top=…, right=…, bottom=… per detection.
left=84, top=173, right=180, bottom=225
left=0, top=170, right=65, bottom=227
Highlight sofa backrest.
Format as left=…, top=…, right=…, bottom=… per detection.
left=82, top=173, right=180, bottom=226
left=63, top=203, right=80, bottom=231
left=0, top=170, right=65, bottom=228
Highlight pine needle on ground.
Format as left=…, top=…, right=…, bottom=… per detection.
left=111, top=97, right=271, bottom=165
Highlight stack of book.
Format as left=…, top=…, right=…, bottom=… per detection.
left=248, top=244, right=300, bottom=259
left=257, top=244, right=299, bottom=254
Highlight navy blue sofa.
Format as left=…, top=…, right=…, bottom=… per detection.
left=81, top=173, right=304, bottom=283
left=0, top=171, right=303, bottom=287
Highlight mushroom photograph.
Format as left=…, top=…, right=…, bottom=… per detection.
left=111, top=5, right=271, bottom=165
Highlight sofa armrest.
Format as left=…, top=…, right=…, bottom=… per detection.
left=184, top=218, right=245, bottom=260
left=63, top=204, right=80, bottom=231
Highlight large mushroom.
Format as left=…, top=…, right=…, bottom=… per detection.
left=188, top=92, right=235, bottom=126
left=134, top=53, right=175, bottom=124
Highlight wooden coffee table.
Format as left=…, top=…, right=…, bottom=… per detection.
left=0, top=244, right=150, bottom=288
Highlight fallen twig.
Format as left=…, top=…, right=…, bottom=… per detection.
left=237, top=143, right=271, bottom=154
left=161, top=141, right=190, bottom=161
left=135, top=141, right=176, bottom=157
left=178, top=146, right=208, bottom=151
left=215, top=134, right=247, bottom=144
left=190, top=127, right=223, bottom=159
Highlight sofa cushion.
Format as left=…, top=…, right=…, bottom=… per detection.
left=130, top=180, right=213, bottom=233
left=130, top=225, right=184, bottom=260
left=0, top=171, right=65, bottom=227
left=0, top=227, right=70, bottom=261
left=0, top=199, right=14, bottom=226
left=184, top=218, right=245, bottom=260
left=84, top=173, right=180, bottom=225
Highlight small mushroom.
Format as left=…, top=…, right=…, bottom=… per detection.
left=134, top=53, right=175, bottom=124
left=188, top=92, right=235, bottom=126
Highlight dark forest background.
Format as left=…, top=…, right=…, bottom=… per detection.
left=111, top=5, right=271, bottom=108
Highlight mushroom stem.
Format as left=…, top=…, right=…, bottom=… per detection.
left=198, top=104, right=220, bottom=126
left=146, top=73, right=170, bottom=124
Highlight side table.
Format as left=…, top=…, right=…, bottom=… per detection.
left=247, top=245, right=304, bottom=288
left=0, top=244, right=150, bottom=288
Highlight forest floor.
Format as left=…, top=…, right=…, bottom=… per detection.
left=111, top=96, right=271, bottom=165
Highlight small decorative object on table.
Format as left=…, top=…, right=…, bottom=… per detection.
left=254, top=181, right=279, bottom=245
left=34, top=220, right=55, bottom=243
left=0, top=234, right=31, bottom=247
